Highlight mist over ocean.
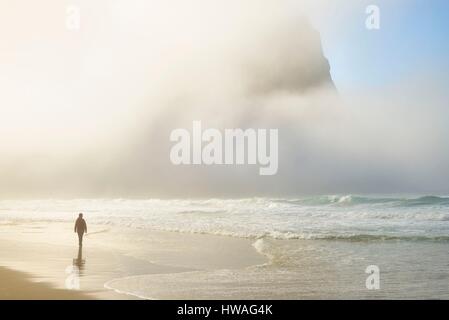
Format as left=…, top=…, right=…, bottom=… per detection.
left=1, top=0, right=449, bottom=301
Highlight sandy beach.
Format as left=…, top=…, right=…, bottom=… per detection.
left=0, top=221, right=266, bottom=299
left=0, top=267, right=91, bottom=300
left=1, top=197, right=449, bottom=300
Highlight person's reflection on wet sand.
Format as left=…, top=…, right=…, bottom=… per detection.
left=73, top=246, right=85, bottom=275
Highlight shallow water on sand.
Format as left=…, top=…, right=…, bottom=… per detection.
left=105, top=238, right=449, bottom=299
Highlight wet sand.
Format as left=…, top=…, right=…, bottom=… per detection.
left=0, top=266, right=90, bottom=300
left=0, top=221, right=266, bottom=299
left=2, top=220, right=449, bottom=299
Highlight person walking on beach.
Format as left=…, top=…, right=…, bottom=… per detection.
left=74, top=213, right=87, bottom=246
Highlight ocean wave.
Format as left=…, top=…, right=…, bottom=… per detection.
left=313, top=234, right=449, bottom=242
left=398, top=195, right=449, bottom=207
left=1, top=197, right=449, bottom=244
left=176, top=209, right=227, bottom=215
left=274, top=195, right=449, bottom=207
left=141, top=226, right=449, bottom=243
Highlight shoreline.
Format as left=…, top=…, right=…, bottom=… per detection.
left=0, top=266, right=91, bottom=300
left=2, top=220, right=449, bottom=299
left=0, top=221, right=267, bottom=300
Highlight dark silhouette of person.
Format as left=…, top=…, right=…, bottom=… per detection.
left=74, top=213, right=87, bottom=246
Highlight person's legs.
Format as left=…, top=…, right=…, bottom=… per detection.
left=77, top=232, right=83, bottom=246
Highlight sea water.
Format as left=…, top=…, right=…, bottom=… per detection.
left=1, top=195, right=448, bottom=299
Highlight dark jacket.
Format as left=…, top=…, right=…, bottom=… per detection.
left=74, top=218, right=87, bottom=234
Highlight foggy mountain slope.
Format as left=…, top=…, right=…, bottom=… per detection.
left=0, top=3, right=337, bottom=198
left=1, top=0, right=448, bottom=198
left=238, top=18, right=336, bottom=95
left=94, top=14, right=339, bottom=197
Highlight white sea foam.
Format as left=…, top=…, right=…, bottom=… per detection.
left=0, top=196, right=448, bottom=241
